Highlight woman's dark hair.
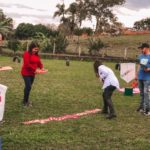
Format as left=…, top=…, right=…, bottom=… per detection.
left=93, top=60, right=102, bottom=74
left=28, top=41, right=39, bottom=54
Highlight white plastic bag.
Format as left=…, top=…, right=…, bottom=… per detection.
left=0, top=84, right=7, bottom=121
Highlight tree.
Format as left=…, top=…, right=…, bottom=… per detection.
left=34, top=24, right=52, bottom=38
left=58, top=21, right=72, bottom=35
left=75, top=0, right=90, bottom=28
left=53, top=3, right=66, bottom=24
left=0, top=9, right=13, bottom=39
left=8, top=39, right=21, bottom=54
left=15, top=23, right=35, bottom=39
left=85, top=0, right=125, bottom=33
left=7, top=39, right=21, bottom=62
left=54, top=1, right=84, bottom=36
left=104, top=17, right=124, bottom=36
left=54, top=0, right=125, bottom=35
left=134, top=18, right=150, bottom=30
left=0, top=9, right=14, bottom=52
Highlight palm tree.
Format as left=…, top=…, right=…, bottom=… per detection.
left=0, top=18, right=13, bottom=36
left=66, top=2, right=78, bottom=35
left=0, top=9, right=13, bottom=52
left=53, top=3, right=66, bottom=24
left=76, top=0, right=90, bottom=28
left=56, top=2, right=79, bottom=36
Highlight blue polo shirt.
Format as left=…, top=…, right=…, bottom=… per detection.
left=138, top=54, right=150, bottom=80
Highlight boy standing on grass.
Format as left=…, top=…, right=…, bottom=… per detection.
left=93, top=60, right=119, bottom=119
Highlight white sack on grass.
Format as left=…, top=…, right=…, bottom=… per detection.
left=120, top=63, right=136, bottom=83
left=0, top=84, right=7, bottom=121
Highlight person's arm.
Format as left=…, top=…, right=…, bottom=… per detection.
left=37, top=57, right=43, bottom=69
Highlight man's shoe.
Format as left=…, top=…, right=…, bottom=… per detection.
left=106, top=114, right=117, bottom=119
left=144, top=111, right=150, bottom=116
left=139, top=109, right=144, bottom=113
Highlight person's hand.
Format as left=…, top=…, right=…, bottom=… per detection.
left=35, top=68, right=48, bottom=74
left=135, top=76, right=138, bottom=80
left=41, top=68, right=45, bottom=71
left=35, top=69, right=39, bottom=74
left=144, top=68, right=150, bottom=72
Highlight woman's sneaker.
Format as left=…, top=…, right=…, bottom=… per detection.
left=23, top=101, right=32, bottom=107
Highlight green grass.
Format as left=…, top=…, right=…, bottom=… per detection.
left=1, top=56, right=150, bottom=150
left=67, top=34, right=150, bottom=58
left=3, top=34, right=150, bottom=59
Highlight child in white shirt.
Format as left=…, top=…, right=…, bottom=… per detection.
left=94, top=60, right=119, bottom=119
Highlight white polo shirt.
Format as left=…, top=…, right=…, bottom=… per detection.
left=98, top=65, right=119, bottom=89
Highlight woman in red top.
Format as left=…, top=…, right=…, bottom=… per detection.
left=21, top=41, right=43, bottom=106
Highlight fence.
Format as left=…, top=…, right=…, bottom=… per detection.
left=0, top=49, right=136, bottom=63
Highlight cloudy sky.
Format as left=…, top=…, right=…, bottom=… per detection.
left=0, top=0, right=150, bottom=28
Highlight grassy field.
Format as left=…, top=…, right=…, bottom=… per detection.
left=1, top=56, right=150, bottom=150
left=2, top=34, right=150, bottom=59
left=67, top=34, right=150, bottom=58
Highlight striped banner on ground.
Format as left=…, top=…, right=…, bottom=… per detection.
left=23, top=108, right=101, bottom=125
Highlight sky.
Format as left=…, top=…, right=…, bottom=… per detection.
left=0, top=0, right=150, bottom=29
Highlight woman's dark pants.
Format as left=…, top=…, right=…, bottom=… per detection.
left=22, top=76, right=35, bottom=104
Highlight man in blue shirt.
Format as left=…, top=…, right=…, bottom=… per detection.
left=137, top=43, right=150, bottom=115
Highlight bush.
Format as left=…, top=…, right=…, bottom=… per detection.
left=88, top=38, right=105, bottom=55
left=74, top=28, right=83, bottom=36
left=32, top=32, right=68, bottom=53
left=40, top=39, right=53, bottom=53
left=19, top=41, right=29, bottom=51
left=82, top=27, right=93, bottom=36
left=7, top=39, right=21, bottom=54
left=54, top=33, right=69, bottom=53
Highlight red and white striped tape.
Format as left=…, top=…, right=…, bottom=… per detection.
left=23, top=108, right=101, bottom=125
